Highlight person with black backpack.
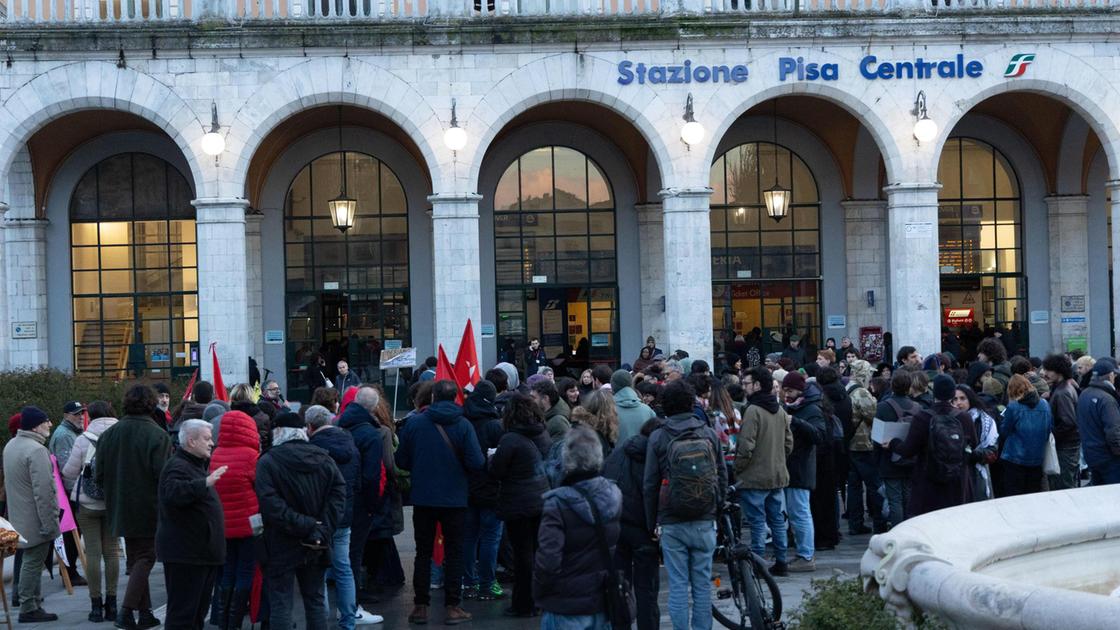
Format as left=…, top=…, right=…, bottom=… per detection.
left=880, top=374, right=977, bottom=517
left=642, top=379, right=726, bottom=630
left=874, top=371, right=920, bottom=527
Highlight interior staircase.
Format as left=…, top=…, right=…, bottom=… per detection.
left=74, top=321, right=133, bottom=377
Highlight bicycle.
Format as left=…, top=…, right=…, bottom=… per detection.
left=711, top=484, right=783, bottom=630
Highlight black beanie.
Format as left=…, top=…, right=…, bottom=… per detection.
left=20, top=406, right=49, bottom=431
left=272, top=411, right=305, bottom=429
left=932, top=374, right=956, bottom=402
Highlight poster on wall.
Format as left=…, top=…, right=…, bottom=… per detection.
left=859, top=326, right=884, bottom=362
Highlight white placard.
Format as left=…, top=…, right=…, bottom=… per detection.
left=904, top=222, right=934, bottom=238
left=380, top=347, right=417, bottom=369
left=872, top=419, right=910, bottom=444
left=11, top=322, right=37, bottom=339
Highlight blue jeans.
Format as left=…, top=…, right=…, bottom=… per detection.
left=461, top=506, right=503, bottom=588
left=883, top=478, right=911, bottom=527
left=220, top=537, right=256, bottom=591
left=660, top=521, right=717, bottom=630
left=1090, top=458, right=1120, bottom=486
left=541, top=611, right=611, bottom=630
left=326, top=527, right=356, bottom=630
left=784, top=488, right=814, bottom=561
left=738, top=489, right=787, bottom=564
left=847, top=451, right=886, bottom=531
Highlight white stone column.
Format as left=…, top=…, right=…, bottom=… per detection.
left=0, top=203, right=8, bottom=371
left=1045, top=195, right=1090, bottom=353
left=429, top=193, right=482, bottom=360
left=636, top=202, right=666, bottom=350
left=245, top=210, right=265, bottom=367
left=4, top=216, right=49, bottom=369
left=842, top=199, right=889, bottom=340
left=884, top=183, right=942, bottom=356
left=660, top=187, right=713, bottom=365
left=193, top=198, right=249, bottom=386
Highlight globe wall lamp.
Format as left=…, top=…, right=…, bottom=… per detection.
left=680, top=93, right=705, bottom=146
left=444, top=98, right=468, bottom=152
left=200, top=102, right=226, bottom=157
left=913, top=90, right=938, bottom=144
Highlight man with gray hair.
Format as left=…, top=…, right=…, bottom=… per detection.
left=256, top=411, right=346, bottom=629
left=534, top=426, right=623, bottom=629
left=664, top=360, right=684, bottom=382
left=157, top=418, right=228, bottom=628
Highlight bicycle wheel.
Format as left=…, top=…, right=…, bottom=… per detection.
left=711, top=557, right=753, bottom=629
left=748, top=552, right=783, bottom=624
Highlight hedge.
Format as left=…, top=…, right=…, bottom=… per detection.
left=790, top=576, right=949, bottom=630
left=0, top=369, right=192, bottom=447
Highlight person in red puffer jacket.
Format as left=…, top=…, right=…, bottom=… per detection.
left=209, top=410, right=260, bottom=629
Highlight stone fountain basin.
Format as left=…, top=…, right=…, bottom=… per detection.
left=861, top=485, right=1120, bottom=629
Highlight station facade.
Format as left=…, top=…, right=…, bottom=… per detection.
left=1, top=12, right=1117, bottom=397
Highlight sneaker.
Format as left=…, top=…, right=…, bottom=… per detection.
left=18, top=608, right=58, bottom=623
left=461, top=585, right=478, bottom=600
left=408, top=605, right=429, bottom=625
left=444, top=606, right=472, bottom=626
left=476, top=582, right=504, bottom=601
left=788, top=557, right=816, bottom=573
left=429, top=581, right=444, bottom=590
left=137, top=609, right=161, bottom=629
left=354, top=606, right=384, bottom=625
left=769, top=561, right=789, bottom=577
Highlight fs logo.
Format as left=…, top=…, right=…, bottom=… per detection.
left=1004, top=53, right=1035, bottom=78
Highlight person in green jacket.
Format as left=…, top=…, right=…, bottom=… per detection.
left=95, top=384, right=171, bottom=630
left=611, top=370, right=656, bottom=445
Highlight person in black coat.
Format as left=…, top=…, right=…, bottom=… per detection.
left=781, top=372, right=827, bottom=572
left=489, top=393, right=552, bottom=617
left=336, top=387, right=388, bottom=596
left=462, top=381, right=506, bottom=599
left=157, top=419, right=227, bottom=630
left=255, top=412, right=346, bottom=630
left=534, top=426, right=622, bottom=627
left=307, top=404, right=367, bottom=626
left=601, top=418, right=660, bottom=630
left=883, top=375, right=977, bottom=517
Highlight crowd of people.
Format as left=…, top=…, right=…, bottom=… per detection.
left=0, top=331, right=1118, bottom=629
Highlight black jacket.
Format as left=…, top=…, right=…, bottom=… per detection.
left=255, top=439, right=346, bottom=571
left=231, top=400, right=273, bottom=453
left=336, top=404, right=386, bottom=517
left=602, top=432, right=650, bottom=535
left=821, top=380, right=854, bottom=448
left=1049, top=379, right=1081, bottom=448
left=533, top=475, right=622, bottom=616
left=489, top=422, right=552, bottom=521
left=785, top=385, right=827, bottom=490
left=875, top=394, right=920, bottom=479
left=156, top=449, right=225, bottom=566
left=309, top=427, right=361, bottom=528
left=463, top=393, right=505, bottom=509
left=642, top=412, right=727, bottom=530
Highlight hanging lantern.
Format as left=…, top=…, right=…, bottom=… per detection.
left=763, top=184, right=791, bottom=222
left=329, top=107, right=358, bottom=234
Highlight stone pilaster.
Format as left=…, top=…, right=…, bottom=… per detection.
left=660, top=187, right=713, bottom=365
left=1045, top=196, right=1090, bottom=353
left=4, top=216, right=48, bottom=369
left=1108, top=181, right=1120, bottom=355
left=884, top=183, right=942, bottom=356
left=193, top=197, right=249, bottom=386
left=245, top=209, right=265, bottom=368
left=429, top=193, right=482, bottom=360
left=842, top=199, right=889, bottom=341
left=636, top=202, right=666, bottom=351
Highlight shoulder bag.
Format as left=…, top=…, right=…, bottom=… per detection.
left=572, top=484, right=635, bottom=629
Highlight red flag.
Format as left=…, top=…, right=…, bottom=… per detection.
left=210, top=342, right=229, bottom=402
left=181, top=368, right=199, bottom=402
left=435, top=346, right=463, bottom=404
left=433, top=522, right=445, bottom=567
left=453, top=319, right=480, bottom=393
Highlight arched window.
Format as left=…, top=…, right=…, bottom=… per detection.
left=709, top=141, right=822, bottom=359
left=283, top=151, right=409, bottom=398
left=493, top=146, right=619, bottom=370
left=70, top=153, right=197, bottom=378
left=938, top=138, right=1023, bottom=348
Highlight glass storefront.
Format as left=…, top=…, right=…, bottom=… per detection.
left=710, top=141, right=822, bottom=361
left=284, top=151, right=409, bottom=399
left=70, top=153, right=198, bottom=379
left=493, top=146, right=619, bottom=375
left=938, top=137, right=1025, bottom=358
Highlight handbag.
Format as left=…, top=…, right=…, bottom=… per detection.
left=1042, top=433, right=1060, bottom=476
left=572, top=485, right=635, bottom=629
